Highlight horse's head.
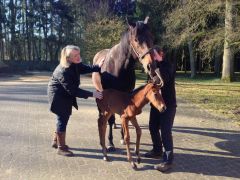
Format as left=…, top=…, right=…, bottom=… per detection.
left=145, top=83, right=166, bottom=112
left=128, top=17, right=163, bottom=86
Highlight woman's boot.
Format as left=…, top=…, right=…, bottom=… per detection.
left=51, top=132, right=58, bottom=148
left=56, top=132, right=73, bottom=156
left=154, top=151, right=173, bottom=172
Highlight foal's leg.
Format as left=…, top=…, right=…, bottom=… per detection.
left=98, top=112, right=112, bottom=161
left=120, top=126, right=125, bottom=145
left=130, top=117, right=142, bottom=164
left=122, top=118, right=136, bottom=169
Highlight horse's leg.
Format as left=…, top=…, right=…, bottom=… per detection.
left=107, top=115, right=116, bottom=151
left=130, top=117, right=142, bottom=164
left=98, top=112, right=112, bottom=161
left=122, top=118, right=137, bottom=169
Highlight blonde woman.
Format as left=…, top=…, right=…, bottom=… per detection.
left=48, top=45, right=104, bottom=156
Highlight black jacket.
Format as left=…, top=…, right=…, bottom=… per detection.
left=48, top=63, right=100, bottom=116
left=155, top=60, right=177, bottom=108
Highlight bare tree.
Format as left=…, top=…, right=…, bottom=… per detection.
left=0, top=0, right=6, bottom=61
left=222, top=0, right=236, bottom=82
left=188, top=39, right=196, bottom=78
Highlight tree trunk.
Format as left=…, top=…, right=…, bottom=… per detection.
left=222, top=0, right=235, bottom=82
left=197, top=53, right=202, bottom=74
left=29, top=1, right=35, bottom=61
left=21, top=0, right=27, bottom=61
left=9, top=0, right=16, bottom=60
left=172, top=49, right=177, bottom=72
left=38, top=24, right=42, bottom=61
left=0, top=1, right=4, bottom=61
left=188, top=40, right=196, bottom=78
left=181, top=48, right=186, bottom=73
left=214, top=48, right=222, bottom=77
left=24, top=0, right=31, bottom=61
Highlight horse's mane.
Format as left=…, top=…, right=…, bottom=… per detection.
left=135, top=22, right=154, bottom=47
left=119, top=30, right=130, bottom=56
left=118, top=22, right=154, bottom=60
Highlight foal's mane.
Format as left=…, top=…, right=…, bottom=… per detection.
left=131, top=85, right=146, bottom=96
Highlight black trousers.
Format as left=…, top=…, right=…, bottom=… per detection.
left=149, top=106, right=176, bottom=153
left=56, top=114, right=70, bottom=132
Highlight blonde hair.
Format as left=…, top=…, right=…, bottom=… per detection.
left=60, top=45, right=80, bottom=68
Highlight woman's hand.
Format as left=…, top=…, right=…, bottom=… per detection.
left=98, top=58, right=105, bottom=68
left=153, top=49, right=164, bottom=62
left=93, top=91, right=103, bottom=100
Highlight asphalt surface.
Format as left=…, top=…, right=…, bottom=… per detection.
left=0, top=71, right=239, bottom=180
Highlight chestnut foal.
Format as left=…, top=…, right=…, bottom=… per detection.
left=96, top=83, right=166, bottom=169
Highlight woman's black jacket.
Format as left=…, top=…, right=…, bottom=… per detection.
left=152, top=60, right=177, bottom=108
left=48, top=63, right=100, bottom=116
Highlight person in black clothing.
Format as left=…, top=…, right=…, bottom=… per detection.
left=144, top=47, right=177, bottom=172
left=48, top=45, right=104, bottom=156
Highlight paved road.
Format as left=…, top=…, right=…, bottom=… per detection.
left=0, top=72, right=239, bottom=180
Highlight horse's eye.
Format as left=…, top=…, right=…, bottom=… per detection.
left=147, top=64, right=151, bottom=71
left=135, top=38, right=138, bottom=42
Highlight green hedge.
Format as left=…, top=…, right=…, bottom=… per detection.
left=1, top=60, right=58, bottom=73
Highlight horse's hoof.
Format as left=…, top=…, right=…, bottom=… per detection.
left=131, top=162, right=137, bottom=169
left=137, top=158, right=141, bottom=164
left=120, top=139, right=125, bottom=145
left=107, top=145, right=116, bottom=152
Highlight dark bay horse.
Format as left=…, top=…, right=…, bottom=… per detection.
left=96, top=83, right=166, bottom=169
left=92, top=17, right=162, bottom=150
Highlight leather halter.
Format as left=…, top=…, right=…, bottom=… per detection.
left=130, top=42, right=154, bottom=63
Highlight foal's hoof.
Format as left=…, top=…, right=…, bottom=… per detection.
left=120, top=139, right=125, bottom=145
left=131, top=162, right=137, bottom=169
left=137, top=157, right=141, bottom=164
left=103, top=156, right=110, bottom=161
left=107, top=144, right=116, bottom=152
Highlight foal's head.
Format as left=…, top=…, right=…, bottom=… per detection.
left=144, top=83, right=166, bottom=112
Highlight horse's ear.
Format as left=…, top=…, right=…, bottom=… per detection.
left=125, top=16, right=129, bottom=26
left=144, top=16, right=149, bottom=24
left=128, top=24, right=134, bottom=36
left=151, top=81, right=161, bottom=90
left=147, top=79, right=153, bottom=84
left=126, top=16, right=133, bottom=31
left=128, top=24, right=133, bottom=30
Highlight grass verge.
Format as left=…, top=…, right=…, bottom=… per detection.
left=136, top=70, right=240, bottom=124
